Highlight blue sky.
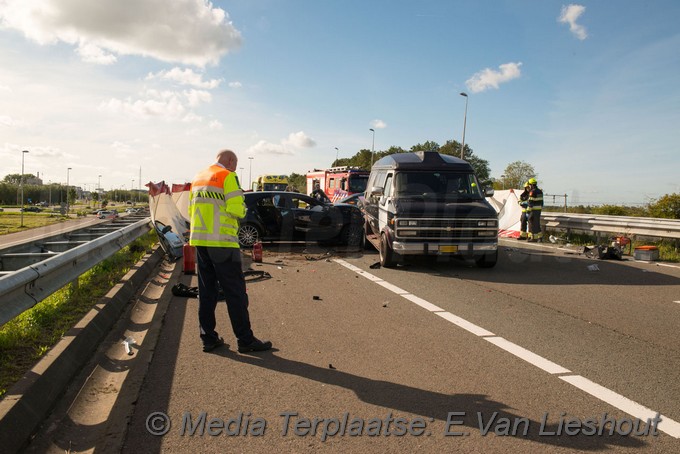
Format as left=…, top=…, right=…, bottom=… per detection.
left=1, top=0, right=678, bottom=205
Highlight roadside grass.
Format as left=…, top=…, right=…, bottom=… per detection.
left=544, top=230, right=680, bottom=262
left=0, top=212, right=70, bottom=235
left=0, top=232, right=158, bottom=399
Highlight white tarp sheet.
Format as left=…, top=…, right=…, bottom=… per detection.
left=146, top=181, right=190, bottom=240
left=489, top=189, right=524, bottom=238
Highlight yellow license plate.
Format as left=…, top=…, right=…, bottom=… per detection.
left=439, top=245, right=458, bottom=253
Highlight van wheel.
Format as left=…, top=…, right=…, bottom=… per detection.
left=380, top=233, right=398, bottom=268
left=363, top=219, right=373, bottom=250
left=475, top=251, right=498, bottom=268
left=238, top=224, right=261, bottom=247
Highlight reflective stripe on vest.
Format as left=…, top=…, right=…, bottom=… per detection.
left=189, top=164, right=245, bottom=248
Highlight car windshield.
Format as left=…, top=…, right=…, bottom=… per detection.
left=394, top=171, right=482, bottom=201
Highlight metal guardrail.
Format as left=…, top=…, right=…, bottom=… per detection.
left=541, top=212, right=680, bottom=240
left=0, top=218, right=152, bottom=326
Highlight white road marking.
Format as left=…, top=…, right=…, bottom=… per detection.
left=560, top=375, right=680, bottom=438
left=401, top=294, right=444, bottom=312
left=485, top=337, right=570, bottom=374
left=333, top=258, right=680, bottom=439
left=436, top=312, right=495, bottom=337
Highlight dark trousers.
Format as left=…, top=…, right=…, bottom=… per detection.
left=520, top=212, right=528, bottom=237
left=195, top=246, right=255, bottom=345
left=528, top=211, right=542, bottom=237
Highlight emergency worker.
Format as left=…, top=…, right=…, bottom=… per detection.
left=311, top=182, right=330, bottom=203
left=517, top=182, right=530, bottom=240
left=189, top=149, right=272, bottom=353
left=526, top=177, right=544, bottom=242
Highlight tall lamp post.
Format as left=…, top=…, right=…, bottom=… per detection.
left=369, top=128, right=375, bottom=167
left=248, top=157, right=254, bottom=189
left=131, top=179, right=135, bottom=204
left=66, top=167, right=72, bottom=214
left=459, top=92, right=468, bottom=160
left=20, top=150, right=29, bottom=227
left=334, top=147, right=339, bottom=165
left=98, top=174, right=102, bottom=207
left=239, top=167, right=244, bottom=184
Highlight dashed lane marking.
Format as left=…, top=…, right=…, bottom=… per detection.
left=334, top=258, right=680, bottom=438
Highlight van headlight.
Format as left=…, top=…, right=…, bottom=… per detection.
left=398, top=220, right=418, bottom=226
left=477, top=220, right=497, bottom=227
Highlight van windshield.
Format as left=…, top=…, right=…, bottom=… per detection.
left=394, top=171, right=482, bottom=200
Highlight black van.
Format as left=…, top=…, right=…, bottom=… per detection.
left=363, top=151, right=498, bottom=268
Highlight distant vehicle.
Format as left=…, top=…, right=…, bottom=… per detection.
left=125, top=207, right=139, bottom=213
left=97, top=210, right=119, bottom=219
left=237, top=191, right=364, bottom=248
left=252, top=174, right=289, bottom=192
left=306, top=166, right=370, bottom=203
left=21, top=206, right=42, bottom=212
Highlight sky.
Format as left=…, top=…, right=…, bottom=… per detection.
left=1, top=0, right=679, bottom=206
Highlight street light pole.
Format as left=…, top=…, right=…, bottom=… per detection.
left=131, top=179, right=135, bottom=204
left=66, top=167, right=72, bottom=214
left=334, top=147, right=339, bottom=165
left=459, top=92, right=468, bottom=160
left=98, top=174, right=102, bottom=208
left=20, top=150, right=29, bottom=227
left=369, top=128, right=375, bottom=167
left=248, top=157, right=254, bottom=190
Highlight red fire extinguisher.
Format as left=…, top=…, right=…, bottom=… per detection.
left=252, top=241, right=263, bottom=263
left=183, top=243, right=196, bottom=274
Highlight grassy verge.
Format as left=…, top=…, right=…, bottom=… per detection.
left=0, top=212, right=71, bottom=235
left=544, top=230, right=680, bottom=262
left=0, top=232, right=158, bottom=399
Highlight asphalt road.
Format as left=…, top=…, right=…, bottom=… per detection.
left=24, top=239, right=680, bottom=452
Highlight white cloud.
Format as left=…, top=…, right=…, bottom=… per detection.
left=208, top=120, right=223, bottom=130
left=98, top=87, right=212, bottom=120
left=0, top=115, right=15, bottom=127
left=465, top=62, right=522, bottom=93
left=558, top=4, right=588, bottom=40
left=0, top=0, right=242, bottom=66
left=146, top=67, right=222, bottom=89
left=228, top=81, right=242, bottom=88
left=247, top=140, right=294, bottom=156
left=370, top=119, right=387, bottom=129
left=283, top=131, right=316, bottom=148
left=248, top=131, right=317, bottom=156
left=76, top=42, right=117, bottom=65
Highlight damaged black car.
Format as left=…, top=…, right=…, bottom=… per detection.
left=237, top=191, right=364, bottom=248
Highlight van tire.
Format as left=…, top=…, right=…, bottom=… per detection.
left=380, top=233, right=398, bottom=268
left=475, top=251, right=498, bottom=268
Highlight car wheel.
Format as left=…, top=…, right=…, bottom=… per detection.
left=475, top=250, right=498, bottom=268
left=238, top=224, right=261, bottom=247
left=379, top=232, right=398, bottom=268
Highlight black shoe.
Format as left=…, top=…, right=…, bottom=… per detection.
left=238, top=338, right=272, bottom=353
left=517, top=237, right=527, bottom=241
left=203, top=337, right=225, bottom=352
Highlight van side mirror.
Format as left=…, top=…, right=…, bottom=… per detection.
left=369, top=186, right=384, bottom=196
left=483, top=187, right=495, bottom=197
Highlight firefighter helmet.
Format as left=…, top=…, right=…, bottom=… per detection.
left=528, top=177, right=537, bottom=185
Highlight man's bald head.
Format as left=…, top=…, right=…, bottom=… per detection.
left=216, top=149, right=237, bottom=171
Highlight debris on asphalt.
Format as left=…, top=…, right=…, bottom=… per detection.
left=369, top=262, right=381, bottom=269
left=313, top=295, right=322, bottom=301
left=587, top=264, right=600, bottom=271
left=382, top=302, right=389, bottom=308
left=122, top=337, right=136, bottom=356
left=328, top=364, right=336, bottom=369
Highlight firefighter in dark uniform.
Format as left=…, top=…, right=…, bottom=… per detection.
left=517, top=181, right=530, bottom=240
left=526, top=177, right=543, bottom=242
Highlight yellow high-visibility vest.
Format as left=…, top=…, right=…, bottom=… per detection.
left=189, top=164, right=246, bottom=248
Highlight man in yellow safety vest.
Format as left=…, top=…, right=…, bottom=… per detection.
left=189, top=149, right=272, bottom=353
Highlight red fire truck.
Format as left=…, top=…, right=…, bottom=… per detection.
left=306, top=166, right=370, bottom=202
